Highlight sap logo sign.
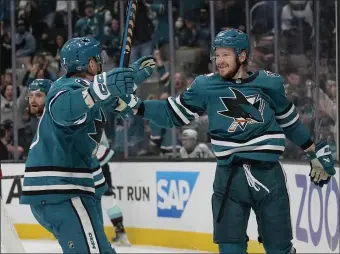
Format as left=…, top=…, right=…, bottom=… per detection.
left=156, top=171, right=199, bottom=218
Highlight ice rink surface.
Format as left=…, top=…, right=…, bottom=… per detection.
left=22, top=240, right=209, bottom=253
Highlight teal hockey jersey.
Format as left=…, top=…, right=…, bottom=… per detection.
left=137, top=70, right=313, bottom=165
left=20, top=76, right=113, bottom=205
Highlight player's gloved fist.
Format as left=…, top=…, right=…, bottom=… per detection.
left=89, top=67, right=135, bottom=102
left=307, top=140, right=336, bottom=188
left=130, top=56, right=156, bottom=86
left=119, top=94, right=142, bottom=109
left=114, top=97, right=134, bottom=119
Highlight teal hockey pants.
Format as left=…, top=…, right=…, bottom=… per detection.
left=212, top=160, right=293, bottom=254
left=31, top=196, right=115, bottom=253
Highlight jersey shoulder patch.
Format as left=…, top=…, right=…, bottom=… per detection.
left=263, top=70, right=280, bottom=77
left=257, top=70, right=284, bottom=89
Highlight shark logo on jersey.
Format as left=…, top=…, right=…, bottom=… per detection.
left=218, top=87, right=265, bottom=132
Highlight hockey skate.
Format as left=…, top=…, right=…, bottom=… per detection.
left=112, top=222, right=131, bottom=246
left=113, top=231, right=131, bottom=246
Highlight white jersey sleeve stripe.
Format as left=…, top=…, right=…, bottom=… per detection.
left=275, top=104, right=295, bottom=119
left=175, top=96, right=199, bottom=118
left=167, top=97, right=190, bottom=124
left=279, top=114, right=299, bottom=128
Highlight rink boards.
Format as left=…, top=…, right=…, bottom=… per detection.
left=1, top=162, right=339, bottom=253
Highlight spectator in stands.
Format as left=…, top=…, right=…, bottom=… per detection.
left=54, top=0, right=78, bottom=30
left=153, top=49, right=169, bottom=87
left=0, top=119, right=24, bottom=160
left=1, top=80, right=27, bottom=123
left=174, top=71, right=188, bottom=95
left=281, top=0, right=313, bottom=57
left=215, top=0, right=246, bottom=32
left=53, top=32, right=66, bottom=74
left=147, top=0, right=168, bottom=59
left=18, top=1, right=49, bottom=51
left=175, top=15, right=198, bottom=48
left=130, top=0, right=154, bottom=63
left=74, top=0, right=105, bottom=43
left=179, top=129, right=214, bottom=159
left=15, top=18, right=36, bottom=58
left=102, top=17, right=121, bottom=66
left=22, top=54, right=55, bottom=87
left=0, top=31, right=11, bottom=78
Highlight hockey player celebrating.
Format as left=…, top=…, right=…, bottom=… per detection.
left=180, top=129, right=214, bottom=159
left=20, top=37, right=154, bottom=253
left=122, top=29, right=336, bottom=253
left=27, top=78, right=132, bottom=247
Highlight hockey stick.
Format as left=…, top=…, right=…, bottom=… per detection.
left=119, top=0, right=138, bottom=68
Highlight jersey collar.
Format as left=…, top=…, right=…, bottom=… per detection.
left=223, top=71, right=259, bottom=84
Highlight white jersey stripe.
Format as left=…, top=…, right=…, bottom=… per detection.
left=214, top=145, right=285, bottom=157
left=71, top=197, right=100, bottom=253
left=167, top=98, right=190, bottom=124
left=94, top=176, right=106, bottom=187
left=175, top=96, right=199, bottom=118
left=275, top=104, right=295, bottom=119
left=279, top=114, right=299, bottom=128
left=24, top=171, right=93, bottom=179
left=211, top=134, right=285, bottom=148
left=22, top=184, right=95, bottom=193
left=92, top=168, right=102, bottom=177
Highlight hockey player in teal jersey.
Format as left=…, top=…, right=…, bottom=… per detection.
left=119, top=29, right=337, bottom=254
left=20, top=37, right=155, bottom=254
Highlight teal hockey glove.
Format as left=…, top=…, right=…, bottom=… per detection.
left=130, top=56, right=156, bottom=86
left=307, top=140, right=336, bottom=187
left=89, top=67, right=135, bottom=102
left=114, top=97, right=135, bottom=120
left=112, top=56, right=154, bottom=112
left=118, top=94, right=142, bottom=109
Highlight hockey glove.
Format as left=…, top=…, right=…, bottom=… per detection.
left=307, top=140, right=336, bottom=188
left=114, top=97, right=134, bottom=120
left=89, top=67, right=135, bottom=102
left=130, top=56, right=156, bottom=86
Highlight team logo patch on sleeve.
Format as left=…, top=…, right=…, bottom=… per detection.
left=264, top=70, right=280, bottom=77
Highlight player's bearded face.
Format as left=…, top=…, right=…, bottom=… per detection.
left=28, top=91, right=45, bottom=116
left=215, top=47, right=238, bottom=79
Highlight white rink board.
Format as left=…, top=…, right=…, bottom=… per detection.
left=1, top=162, right=339, bottom=253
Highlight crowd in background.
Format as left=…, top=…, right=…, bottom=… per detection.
left=0, top=0, right=338, bottom=161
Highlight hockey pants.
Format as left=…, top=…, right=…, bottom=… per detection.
left=212, top=160, right=293, bottom=254
left=31, top=196, right=115, bottom=253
